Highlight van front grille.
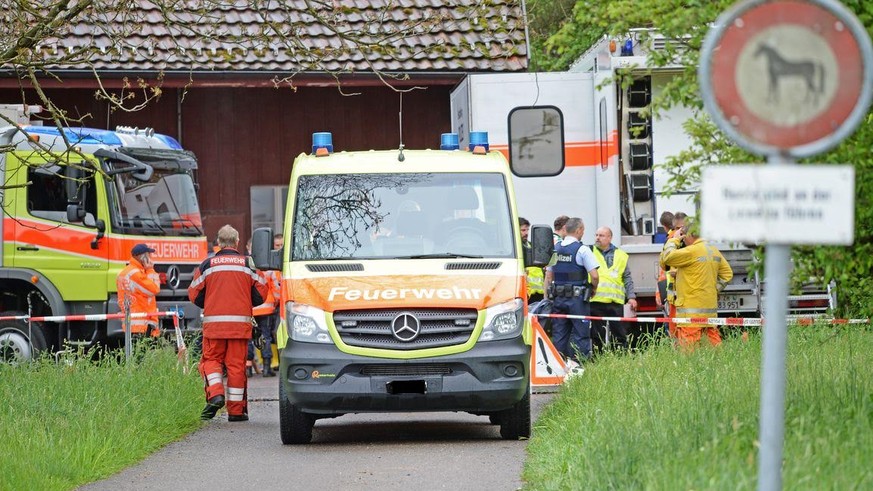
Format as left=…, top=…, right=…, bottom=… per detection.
left=333, top=308, right=478, bottom=350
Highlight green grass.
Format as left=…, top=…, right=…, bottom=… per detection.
left=524, top=327, right=873, bottom=490
left=0, top=344, right=204, bottom=490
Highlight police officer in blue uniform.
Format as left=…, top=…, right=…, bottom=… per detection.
left=544, top=217, right=600, bottom=371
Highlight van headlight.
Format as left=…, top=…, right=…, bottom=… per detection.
left=286, top=302, right=331, bottom=343
left=479, top=298, right=524, bottom=341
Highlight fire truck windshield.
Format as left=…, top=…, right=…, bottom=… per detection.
left=291, top=172, right=515, bottom=261
left=106, top=163, right=203, bottom=236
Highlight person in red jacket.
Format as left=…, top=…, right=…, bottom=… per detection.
left=189, top=225, right=268, bottom=421
left=117, top=243, right=161, bottom=338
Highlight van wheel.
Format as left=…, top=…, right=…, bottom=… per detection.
left=0, top=312, right=47, bottom=363
left=499, top=389, right=531, bottom=440
left=279, top=381, right=314, bottom=444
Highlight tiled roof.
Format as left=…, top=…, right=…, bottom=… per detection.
left=20, top=1, right=527, bottom=75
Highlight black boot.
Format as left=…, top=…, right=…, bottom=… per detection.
left=263, top=365, right=276, bottom=377
left=228, top=413, right=249, bottom=422
left=200, top=395, right=225, bottom=420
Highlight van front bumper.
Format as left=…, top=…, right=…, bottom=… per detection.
left=280, top=339, right=530, bottom=415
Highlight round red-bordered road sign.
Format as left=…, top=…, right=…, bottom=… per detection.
left=700, top=0, right=873, bottom=157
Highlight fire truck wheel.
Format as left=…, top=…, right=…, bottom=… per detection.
left=498, top=389, right=531, bottom=440
left=0, top=311, right=47, bottom=363
left=279, top=380, right=315, bottom=444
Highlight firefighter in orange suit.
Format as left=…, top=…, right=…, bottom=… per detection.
left=189, top=225, right=268, bottom=421
left=659, top=220, right=732, bottom=348
left=252, top=268, right=280, bottom=377
left=117, top=243, right=161, bottom=337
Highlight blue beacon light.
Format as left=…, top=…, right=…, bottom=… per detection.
left=440, top=133, right=460, bottom=150
left=312, top=132, right=333, bottom=154
left=468, top=131, right=489, bottom=152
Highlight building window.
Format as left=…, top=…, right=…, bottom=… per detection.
left=250, top=185, right=288, bottom=234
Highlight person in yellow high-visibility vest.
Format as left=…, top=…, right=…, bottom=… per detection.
left=519, top=217, right=545, bottom=303
left=660, top=220, right=732, bottom=349
left=589, top=227, right=637, bottom=352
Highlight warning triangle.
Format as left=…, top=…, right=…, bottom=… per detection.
left=530, top=317, right=567, bottom=386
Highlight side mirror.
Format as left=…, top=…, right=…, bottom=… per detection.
left=64, top=164, right=85, bottom=201
left=252, top=227, right=281, bottom=271
left=67, top=203, right=85, bottom=223
left=508, top=106, right=565, bottom=177
left=530, top=225, right=554, bottom=267
left=65, top=164, right=87, bottom=223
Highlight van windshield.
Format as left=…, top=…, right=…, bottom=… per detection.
left=291, top=172, right=515, bottom=261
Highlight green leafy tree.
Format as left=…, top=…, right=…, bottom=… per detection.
left=532, top=0, right=873, bottom=317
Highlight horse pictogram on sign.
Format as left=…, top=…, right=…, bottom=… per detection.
left=700, top=0, right=873, bottom=157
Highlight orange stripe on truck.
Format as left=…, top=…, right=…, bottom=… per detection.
left=5, top=217, right=207, bottom=263
left=493, top=134, right=618, bottom=167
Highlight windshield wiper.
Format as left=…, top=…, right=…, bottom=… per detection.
left=404, top=252, right=484, bottom=259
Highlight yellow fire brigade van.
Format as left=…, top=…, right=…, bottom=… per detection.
left=251, top=132, right=552, bottom=444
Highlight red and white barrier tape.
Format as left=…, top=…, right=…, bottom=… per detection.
left=0, top=311, right=181, bottom=323
left=531, top=313, right=870, bottom=327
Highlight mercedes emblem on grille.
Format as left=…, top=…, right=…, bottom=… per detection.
left=166, top=265, right=181, bottom=289
left=391, top=312, right=421, bottom=342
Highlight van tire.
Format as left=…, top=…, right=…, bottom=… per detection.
left=279, top=381, right=315, bottom=444
left=499, top=389, right=531, bottom=440
left=0, top=311, right=47, bottom=363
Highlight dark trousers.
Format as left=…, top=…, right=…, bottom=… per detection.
left=590, top=302, right=628, bottom=352
left=255, top=313, right=277, bottom=365
left=550, top=296, right=592, bottom=362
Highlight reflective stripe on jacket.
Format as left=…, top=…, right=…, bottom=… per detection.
left=189, top=248, right=268, bottom=339
left=660, top=238, right=733, bottom=320
left=253, top=270, right=281, bottom=316
left=116, top=258, right=160, bottom=334
left=589, top=246, right=628, bottom=304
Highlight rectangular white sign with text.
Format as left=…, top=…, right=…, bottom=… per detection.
left=701, top=165, right=854, bottom=245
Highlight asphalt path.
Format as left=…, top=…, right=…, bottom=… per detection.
left=81, top=374, right=556, bottom=491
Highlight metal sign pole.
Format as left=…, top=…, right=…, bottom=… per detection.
left=757, top=156, right=793, bottom=491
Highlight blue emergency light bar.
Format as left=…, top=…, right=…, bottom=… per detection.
left=312, top=132, right=333, bottom=154
left=440, top=133, right=460, bottom=150
left=154, top=133, right=183, bottom=150
left=468, top=131, right=489, bottom=152
left=23, top=126, right=123, bottom=146
left=23, top=125, right=184, bottom=149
